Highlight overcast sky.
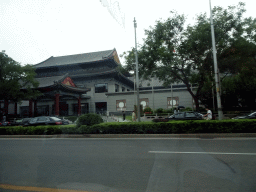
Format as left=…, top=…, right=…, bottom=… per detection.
left=1, top=0, right=255, bottom=66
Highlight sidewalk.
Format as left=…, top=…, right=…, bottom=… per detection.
left=101, top=115, right=153, bottom=122
left=101, top=115, right=131, bottom=123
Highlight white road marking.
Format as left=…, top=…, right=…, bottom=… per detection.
left=148, top=151, right=256, bottom=155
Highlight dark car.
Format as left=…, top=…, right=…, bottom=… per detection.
left=15, top=118, right=33, bottom=126
left=0, top=121, right=11, bottom=126
left=232, top=112, right=256, bottom=119
left=24, top=116, right=63, bottom=126
left=153, top=112, right=203, bottom=122
left=61, top=119, right=70, bottom=125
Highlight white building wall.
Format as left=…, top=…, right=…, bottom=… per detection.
left=106, top=89, right=194, bottom=114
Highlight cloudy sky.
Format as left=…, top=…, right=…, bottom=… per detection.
left=1, top=0, right=255, bottom=66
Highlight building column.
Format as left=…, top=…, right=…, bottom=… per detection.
left=55, top=94, right=60, bottom=116
left=78, top=96, right=81, bottom=116
left=34, top=100, right=37, bottom=117
left=29, top=100, right=33, bottom=117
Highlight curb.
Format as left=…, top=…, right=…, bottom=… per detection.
left=0, top=133, right=256, bottom=138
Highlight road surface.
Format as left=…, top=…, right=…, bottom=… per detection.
left=0, top=137, right=256, bottom=192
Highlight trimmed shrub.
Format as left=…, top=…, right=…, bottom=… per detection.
left=143, top=107, right=153, bottom=114
left=183, top=107, right=193, bottom=111
left=155, top=108, right=164, bottom=114
left=166, top=108, right=174, bottom=113
left=76, top=113, right=103, bottom=127
left=63, top=116, right=77, bottom=123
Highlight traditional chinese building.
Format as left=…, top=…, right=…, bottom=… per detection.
left=18, top=49, right=134, bottom=116
left=8, top=48, right=195, bottom=117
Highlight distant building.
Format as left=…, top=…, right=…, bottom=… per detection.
left=2, top=48, right=195, bottom=118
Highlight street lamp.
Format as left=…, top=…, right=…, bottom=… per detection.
left=134, top=17, right=140, bottom=122
left=209, top=0, right=224, bottom=120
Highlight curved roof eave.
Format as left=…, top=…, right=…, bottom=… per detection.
left=33, top=49, right=116, bottom=68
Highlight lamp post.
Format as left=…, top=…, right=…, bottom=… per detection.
left=152, top=77, right=155, bottom=111
left=134, top=17, right=140, bottom=122
left=209, top=0, right=224, bottom=120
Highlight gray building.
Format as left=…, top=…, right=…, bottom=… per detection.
left=15, top=48, right=195, bottom=116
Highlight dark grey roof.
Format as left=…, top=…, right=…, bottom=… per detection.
left=71, top=69, right=135, bottom=88
left=34, top=49, right=115, bottom=68
left=35, top=74, right=90, bottom=93
left=35, top=74, right=67, bottom=88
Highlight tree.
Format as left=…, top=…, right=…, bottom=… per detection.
left=0, top=51, right=41, bottom=103
left=121, top=2, right=256, bottom=111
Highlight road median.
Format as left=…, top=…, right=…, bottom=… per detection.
left=1, top=133, right=256, bottom=138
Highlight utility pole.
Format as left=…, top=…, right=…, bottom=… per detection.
left=171, top=84, right=173, bottom=109
left=134, top=17, right=140, bottom=122
left=209, top=0, right=224, bottom=120
left=152, top=77, right=155, bottom=111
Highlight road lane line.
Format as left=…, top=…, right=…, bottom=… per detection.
left=0, top=184, right=94, bottom=192
left=148, top=151, right=256, bottom=155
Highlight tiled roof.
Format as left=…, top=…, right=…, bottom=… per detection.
left=34, top=49, right=115, bottom=68
left=34, top=74, right=89, bottom=93
left=35, top=74, right=68, bottom=88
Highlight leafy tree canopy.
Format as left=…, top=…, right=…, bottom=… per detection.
left=0, top=51, right=41, bottom=102
left=121, top=2, right=256, bottom=110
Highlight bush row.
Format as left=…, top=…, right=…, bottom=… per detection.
left=0, top=119, right=256, bottom=135
left=87, top=120, right=256, bottom=134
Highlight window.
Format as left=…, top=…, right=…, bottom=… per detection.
left=115, top=84, right=119, bottom=92
left=30, top=118, right=38, bottom=123
left=37, top=117, right=48, bottom=121
left=122, top=87, right=125, bottom=92
left=174, top=113, right=184, bottom=118
left=95, top=102, right=107, bottom=114
left=249, top=112, right=256, bottom=117
left=73, top=103, right=89, bottom=115
left=127, top=89, right=130, bottom=92
left=95, top=83, right=108, bottom=93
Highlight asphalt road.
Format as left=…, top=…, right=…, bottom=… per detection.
left=0, top=137, right=256, bottom=192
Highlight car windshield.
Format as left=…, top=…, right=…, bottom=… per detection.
left=29, top=118, right=37, bottom=123
left=248, top=112, right=256, bottom=117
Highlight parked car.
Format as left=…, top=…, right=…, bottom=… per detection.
left=0, top=121, right=11, bottom=126
left=153, top=112, right=203, bottom=122
left=232, top=112, right=256, bottom=119
left=61, top=119, right=70, bottom=125
left=24, top=116, right=63, bottom=126
left=15, top=118, right=33, bottom=126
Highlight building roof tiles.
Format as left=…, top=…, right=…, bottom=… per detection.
left=34, top=49, right=115, bottom=68
left=35, top=74, right=68, bottom=88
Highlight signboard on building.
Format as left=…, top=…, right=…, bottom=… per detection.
left=167, top=97, right=179, bottom=108
left=140, top=98, right=149, bottom=110
left=116, top=100, right=126, bottom=111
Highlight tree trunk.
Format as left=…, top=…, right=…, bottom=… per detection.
left=184, top=83, right=201, bottom=111
left=193, top=96, right=200, bottom=111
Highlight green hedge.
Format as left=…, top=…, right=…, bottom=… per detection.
left=81, top=119, right=256, bottom=134
left=76, top=113, right=103, bottom=127
left=0, top=125, right=75, bottom=135
left=0, top=119, right=256, bottom=135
